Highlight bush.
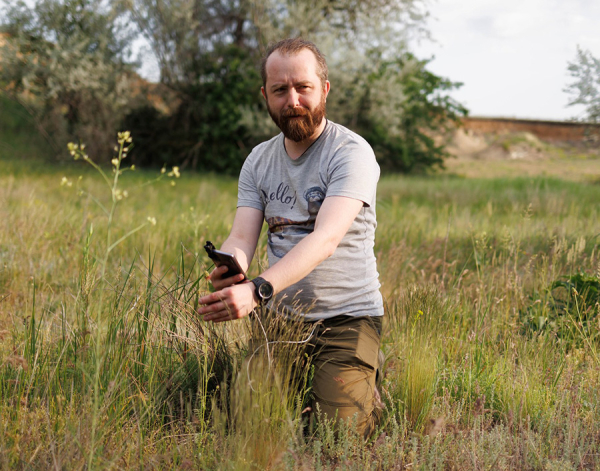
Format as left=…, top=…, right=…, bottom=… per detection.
left=519, top=272, right=600, bottom=345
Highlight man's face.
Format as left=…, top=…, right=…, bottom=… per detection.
left=262, top=49, right=330, bottom=142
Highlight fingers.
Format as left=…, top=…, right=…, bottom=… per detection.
left=197, top=290, right=224, bottom=306
left=199, top=301, right=242, bottom=322
left=204, top=310, right=239, bottom=323
left=197, top=283, right=255, bottom=323
left=209, top=266, right=245, bottom=290
left=197, top=290, right=238, bottom=322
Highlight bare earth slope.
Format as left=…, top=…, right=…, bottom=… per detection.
left=442, top=118, right=600, bottom=181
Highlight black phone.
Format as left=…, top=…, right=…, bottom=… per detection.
left=204, top=241, right=247, bottom=280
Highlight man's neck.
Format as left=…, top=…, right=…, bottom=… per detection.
left=284, top=119, right=327, bottom=160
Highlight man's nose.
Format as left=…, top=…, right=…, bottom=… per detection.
left=286, top=89, right=300, bottom=108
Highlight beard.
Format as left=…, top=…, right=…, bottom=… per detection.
left=267, top=95, right=327, bottom=142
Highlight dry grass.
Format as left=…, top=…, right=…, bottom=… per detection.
left=2, top=131, right=600, bottom=468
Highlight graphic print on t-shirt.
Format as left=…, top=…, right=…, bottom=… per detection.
left=262, top=186, right=325, bottom=258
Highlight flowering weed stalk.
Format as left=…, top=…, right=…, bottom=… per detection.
left=66, top=131, right=181, bottom=467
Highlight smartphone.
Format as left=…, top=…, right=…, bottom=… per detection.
left=204, top=241, right=247, bottom=281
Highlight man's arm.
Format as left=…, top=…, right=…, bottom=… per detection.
left=198, top=196, right=364, bottom=322
left=208, top=206, right=264, bottom=290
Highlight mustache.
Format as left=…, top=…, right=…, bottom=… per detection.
left=280, top=108, right=310, bottom=118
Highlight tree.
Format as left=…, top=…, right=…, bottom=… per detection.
left=124, top=0, right=464, bottom=173
left=330, top=52, right=467, bottom=172
left=1, top=0, right=467, bottom=172
left=565, top=47, right=600, bottom=123
left=0, top=0, right=138, bottom=159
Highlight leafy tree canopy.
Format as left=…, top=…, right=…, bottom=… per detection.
left=0, top=0, right=139, bottom=157
left=566, top=47, right=600, bottom=123
left=1, top=0, right=467, bottom=173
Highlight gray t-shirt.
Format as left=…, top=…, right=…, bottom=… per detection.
left=238, top=120, right=384, bottom=320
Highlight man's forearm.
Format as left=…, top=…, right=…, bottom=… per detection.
left=259, top=230, right=334, bottom=294
left=257, top=196, right=363, bottom=295
left=220, top=235, right=256, bottom=273
left=216, top=207, right=264, bottom=274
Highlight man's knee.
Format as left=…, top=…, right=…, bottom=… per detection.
left=303, top=315, right=383, bottom=438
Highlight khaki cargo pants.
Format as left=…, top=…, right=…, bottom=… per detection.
left=248, top=313, right=383, bottom=439
left=305, top=315, right=383, bottom=439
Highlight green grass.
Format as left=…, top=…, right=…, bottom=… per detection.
left=2, top=105, right=600, bottom=468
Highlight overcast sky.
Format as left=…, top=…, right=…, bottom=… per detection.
left=412, top=0, right=600, bottom=120
left=137, top=0, right=600, bottom=121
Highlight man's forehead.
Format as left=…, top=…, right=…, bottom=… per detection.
left=265, top=49, right=319, bottom=83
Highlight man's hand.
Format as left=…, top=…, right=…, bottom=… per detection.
left=208, top=265, right=246, bottom=291
left=198, top=282, right=258, bottom=323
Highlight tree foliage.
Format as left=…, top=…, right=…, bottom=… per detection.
left=123, top=43, right=263, bottom=173
left=0, top=0, right=138, bottom=158
left=565, top=47, right=600, bottom=123
left=124, top=0, right=464, bottom=173
left=335, top=53, right=467, bottom=172
left=1, top=0, right=467, bottom=172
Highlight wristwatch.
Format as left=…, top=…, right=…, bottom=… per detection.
left=251, top=277, right=274, bottom=305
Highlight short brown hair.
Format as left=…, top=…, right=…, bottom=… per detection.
left=260, top=38, right=329, bottom=89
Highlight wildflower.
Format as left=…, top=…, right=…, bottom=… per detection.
left=111, top=158, right=119, bottom=167
left=123, top=190, right=129, bottom=198
left=147, top=217, right=157, bottom=226
left=130, top=165, right=135, bottom=171
left=60, top=176, right=70, bottom=186
left=68, top=142, right=79, bottom=158
left=171, top=180, right=176, bottom=187
left=161, top=167, right=166, bottom=174
left=172, top=166, right=180, bottom=178
left=117, top=131, right=131, bottom=145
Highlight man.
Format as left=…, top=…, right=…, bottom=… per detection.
left=198, top=38, right=384, bottom=438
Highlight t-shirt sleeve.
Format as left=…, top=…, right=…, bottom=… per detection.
left=237, top=152, right=264, bottom=211
left=326, top=138, right=380, bottom=207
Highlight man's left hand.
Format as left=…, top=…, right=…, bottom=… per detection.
left=198, top=282, right=258, bottom=323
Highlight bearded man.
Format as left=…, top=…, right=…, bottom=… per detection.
left=198, top=38, right=384, bottom=438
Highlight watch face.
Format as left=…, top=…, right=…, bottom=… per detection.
left=258, top=282, right=274, bottom=300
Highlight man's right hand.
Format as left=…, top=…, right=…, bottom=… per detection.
left=208, top=265, right=246, bottom=291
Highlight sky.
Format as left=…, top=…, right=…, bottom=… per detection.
left=135, top=0, right=600, bottom=122
left=412, top=0, right=600, bottom=120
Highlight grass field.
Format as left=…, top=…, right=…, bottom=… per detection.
left=2, top=101, right=600, bottom=469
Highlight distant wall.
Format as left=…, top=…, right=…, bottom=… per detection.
left=462, top=117, right=600, bottom=142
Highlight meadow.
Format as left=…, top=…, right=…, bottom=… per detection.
left=1, top=108, right=600, bottom=469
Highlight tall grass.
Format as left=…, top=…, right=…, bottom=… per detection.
left=2, top=129, right=600, bottom=468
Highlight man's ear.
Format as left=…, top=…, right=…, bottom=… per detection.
left=324, top=81, right=331, bottom=100
left=261, top=87, right=267, bottom=100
